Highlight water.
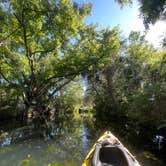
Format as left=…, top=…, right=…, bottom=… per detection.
left=0, top=118, right=93, bottom=166
left=0, top=117, right=165, bottom=166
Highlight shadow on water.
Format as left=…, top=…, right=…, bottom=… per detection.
left=0, top=114, right=166, bottom=166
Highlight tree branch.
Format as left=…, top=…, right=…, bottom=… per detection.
left=50, top=77, right=75, bottom=97
left=0, top=68, right=18, bottom=87
left=45, top=49, right=108, bottom=82
left=31, top=47, right=57, bottom=56
left=0, top=28, right=19, bottom=46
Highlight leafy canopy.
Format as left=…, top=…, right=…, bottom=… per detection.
left=0, top=0, right=120, bottom=113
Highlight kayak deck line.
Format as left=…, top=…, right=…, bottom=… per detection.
left=82, top=131, right=141, bottom=166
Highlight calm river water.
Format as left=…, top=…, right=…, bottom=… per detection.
left=0, top=116, right=165, bottom=166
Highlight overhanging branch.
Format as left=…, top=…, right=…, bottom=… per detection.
left=50, top=76, right=75, bottom=97
left=45, top=49, right=108, bottom=83
left=31, top=47, right=57, bottom=55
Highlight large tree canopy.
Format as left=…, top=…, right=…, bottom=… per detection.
left=0, top=0, right=120, bottom=123
left=0, top=0, right=90, bottom=111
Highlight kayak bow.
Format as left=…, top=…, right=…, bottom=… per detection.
left=82, top=131, right=140, bottom=166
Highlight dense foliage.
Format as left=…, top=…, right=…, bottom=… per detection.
left=0, top=0, right=165, bottom=133
left=0, top=0, right=121, bottom=126
left=84, top=32, right=166, bottom=153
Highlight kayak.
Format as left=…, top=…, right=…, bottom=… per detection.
left=82, top=131, right=141, bottom=166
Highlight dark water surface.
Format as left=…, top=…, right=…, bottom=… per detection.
left=0, top=116, right=165, bottom=166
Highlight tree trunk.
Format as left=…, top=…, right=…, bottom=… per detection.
left=21, top=102, right=29, bottom=125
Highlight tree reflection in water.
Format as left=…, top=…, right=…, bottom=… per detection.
left=0, top=115, right=165, bottom=166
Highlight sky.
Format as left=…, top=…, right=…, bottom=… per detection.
left=76, top=0, right=166, bottom=47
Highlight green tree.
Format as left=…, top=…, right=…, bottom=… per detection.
left=89, top=31, right=166, bottom=130
left=0, top=0, right=120, bottom=126
left=124, top=32, right=166, bottom=125
left=84, top=27, right=122, bottom=120
left=0, top=0, right=92, bottom=124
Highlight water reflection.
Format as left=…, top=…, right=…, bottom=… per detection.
left=0, top=115, right=165, bottom=166
left=0, top=117, right=94, bottom=166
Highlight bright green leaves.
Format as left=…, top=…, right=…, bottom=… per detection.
left=0, top=0, right=98, bottom=114
left=0, top=0, right=121, bottom=97
left=69, top=25, right=121, bottom=74
left=0, top=0, right=91, bottom=77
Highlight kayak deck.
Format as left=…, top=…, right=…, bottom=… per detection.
left=82, top=131, right=141, bottom=166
